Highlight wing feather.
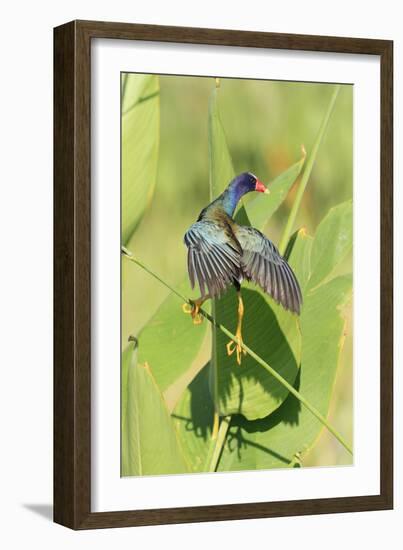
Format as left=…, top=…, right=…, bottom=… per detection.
left=234, top=225, right=302, bottom=314
left=188, top=248, right=196, bottom=288
left=193, top=252, right=206, bottom=296
left=184, top=220, right=242, bottom=299
left=271, top=262, right=279, bottom=303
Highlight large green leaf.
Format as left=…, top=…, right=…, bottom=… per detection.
left=212, top=229, right=313, bottom=423
left=122, top=74, right=160, bottom=245
left=213, top=284, right=301, bottom=420
left=309, top=200, right=353, bottom=288
left=244, top=153, right=306, bottom=231
left=212, top=229, right=316, bottom=422
left=208, top=84, right=303, bottom=420
left=173, top=218, right=352, bottom=472
left=217, top=212, right=352, bottom=471
left=137, top=279, right=209, bottom=392
left=121, top=341, right=189, bottom=476
left=218, top=274, right=352, bottom=471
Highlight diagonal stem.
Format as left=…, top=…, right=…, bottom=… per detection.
left=122, top=247, right=353, bottom=456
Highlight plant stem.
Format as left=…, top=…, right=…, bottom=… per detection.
left=212, top=410, right=219, bottom=440
left=279, top=85, right=341, bottom=255
left=208, top=416, right=231, bottom=472
left=211, top=299, right=220, bottom=441
left=122, top=248, right=353, bottom=456
left=202, top=415, right=229, bottom=472
left=123, top=248, right=187, bottom=303
left=208, top=82, right=233, bottom=444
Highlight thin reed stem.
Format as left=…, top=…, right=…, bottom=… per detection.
left=279, top=85, right=341, bottom=254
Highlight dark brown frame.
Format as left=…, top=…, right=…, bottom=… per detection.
left=54, top=20, right=393, bottom=530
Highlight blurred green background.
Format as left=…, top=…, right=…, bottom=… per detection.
left=122, top=75, right=353, bottom=468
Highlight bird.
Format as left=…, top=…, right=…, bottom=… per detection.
left=183, top=172, right=302, bottom=365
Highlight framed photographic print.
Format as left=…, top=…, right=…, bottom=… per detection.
left=54, top=20, right=393, bottom=529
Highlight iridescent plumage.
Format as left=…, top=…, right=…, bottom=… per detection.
left=184, top=172, right=302, bottom=314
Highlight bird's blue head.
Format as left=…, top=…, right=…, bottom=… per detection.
left=230, top=172, right=269, bottom=195
left=221, top=172, right=269, bottom=216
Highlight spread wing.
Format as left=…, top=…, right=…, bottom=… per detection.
left=234, top=225, right=302, bottom=314
left=184, top=220, right=242, bottom=299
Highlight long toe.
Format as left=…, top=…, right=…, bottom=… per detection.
left=182, top=303, right=193, bottom=314
left=236, top=343, right=246, bottom=366
left=192, top=313, right=203, bottom=325
left=226, top=340, right=236, bottom=356
left=226, top=338, right=245, bottom=365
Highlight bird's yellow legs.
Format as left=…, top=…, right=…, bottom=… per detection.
left=183, top=291, right=246, bottom=365
left=182, top=295, right=210, bottom=325
left=226, top=292, right=247, bottom=365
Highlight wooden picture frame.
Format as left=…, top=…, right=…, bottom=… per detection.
left=54, top=20, right=393, bottom=529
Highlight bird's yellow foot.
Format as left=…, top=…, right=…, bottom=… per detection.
left=182, top=300, right=203, bottom=325
left=226, top=331, right=247, bottom=365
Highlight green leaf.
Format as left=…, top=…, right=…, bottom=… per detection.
left=218, top=274, right=352, bottom=472
left=122, top=74, right=160, bottom=245
left=172, top=363, right=215, bottom=472
left=284, top=228, right=313, bottom=292
left=211, top=228, right=311, bottom=421
left=213, top=285, right=301, bottom=420
left=216, top=214, right=352, bottom=471
left=208, top=83, right=302, bottom=420
left=122, top=73, right=153, bottom=114
left=243, top=153, right=306, bottom=231
left=121, top=342, right=189, bottom=476
left=128, top=219, right=351, bottom=472
left=171, top=225, right=351, bottom=473
left=279, top=85, right=341, bottom=254
left=309, top=200, right=353, bottom=288
left=137, top=279, right=209, bottom=392
left=121, top=344, right=134, bottom=473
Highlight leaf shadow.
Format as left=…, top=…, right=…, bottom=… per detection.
left=233, top=369, right=302, bottom=432
left=223, top=371, right=302, bottom=465
left=172, top=364, right=302, bottom=468
left=225, top=426, right=291, bottom=466
left=172, top=362, right=214, bottom=442
left=214, top=287, right=300, bottom=415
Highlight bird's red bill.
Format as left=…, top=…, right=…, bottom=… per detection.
left=255, top=179, right=268, bottom=193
